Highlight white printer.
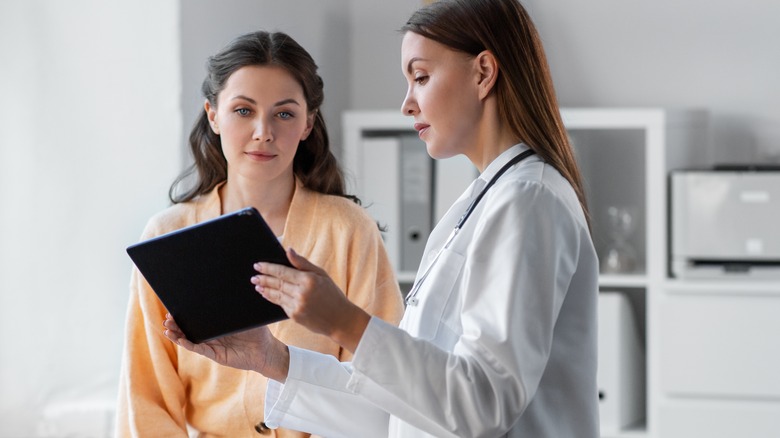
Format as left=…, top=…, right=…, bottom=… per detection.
left=670, top=166, right=780, bottom=279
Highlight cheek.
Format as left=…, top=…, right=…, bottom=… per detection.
left=429, top=110, right=477, bottom=159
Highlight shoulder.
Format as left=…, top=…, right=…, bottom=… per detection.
left=303, top=189, right=378, bottom=234
left=490, top=159, right=588, bottom=231
left=140, top=200, right=201, bottom=239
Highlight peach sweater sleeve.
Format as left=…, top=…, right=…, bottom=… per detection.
left=115, top=217, right=189, bottom=437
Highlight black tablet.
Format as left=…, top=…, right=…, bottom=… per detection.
left=126, top=207, right=290, bottom=343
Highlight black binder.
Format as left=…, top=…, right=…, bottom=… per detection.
left=126, top=207, right=289, bottom=343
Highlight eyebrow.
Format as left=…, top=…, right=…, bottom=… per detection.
left=406, top=57, right=427, bottom=74
left=230, top=95, right=302, bottom=107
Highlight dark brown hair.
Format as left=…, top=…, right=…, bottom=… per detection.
left=170, top=31, right=357, bottom=204
left=402, top=0, right=590, bottom=229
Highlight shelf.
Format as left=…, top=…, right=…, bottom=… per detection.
left=602, top=428, right=648, bottom=438
left=602, top=419, right=648, bottom=438
left=344, top=108, right=712, bottom=438
left=663, top=279, right=780, bottom=296
left=599, top=274, right=648, bottom=288
left=396, top=271, right=417, bottom=284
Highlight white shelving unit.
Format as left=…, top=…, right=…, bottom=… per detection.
left=345, top=108, right=780, bottom=438
left=564, top=108, right=708, bottom=438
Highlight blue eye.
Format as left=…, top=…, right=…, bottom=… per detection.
left=235, top=108, right=251, bottom=116
left=278, top=111, right=293, bottom=119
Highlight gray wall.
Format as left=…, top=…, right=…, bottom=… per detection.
left=348, top=0, right=780, bottom=165
left=525, top=0, right=780, bottom=165
left=180, top=0, right=351, bottom=161
left=179, top=0, right=423, bottom=160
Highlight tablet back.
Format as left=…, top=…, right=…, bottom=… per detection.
left=126, top=207, right=289, bottom=343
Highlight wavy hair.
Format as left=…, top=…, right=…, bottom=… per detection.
left=402, top=0, right=590, bottom=229
left=170, top=31, right=357, bottom=205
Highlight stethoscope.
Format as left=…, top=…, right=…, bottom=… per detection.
left=405, top=148, right=536, bottom=306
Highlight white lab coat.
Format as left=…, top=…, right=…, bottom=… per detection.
left=264, top=144, right=600, bottom=437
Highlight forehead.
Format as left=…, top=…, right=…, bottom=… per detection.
left=401, top=32, right=434, bottom=65
left=400, top=32, right=470, bottom=72
left=221, top=65, right=305, bottom=100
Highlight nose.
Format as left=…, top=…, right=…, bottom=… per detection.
left=400, top=87, right=417, bottom=116
left=253, top=118, right=273, bottom=142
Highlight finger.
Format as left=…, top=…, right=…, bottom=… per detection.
left=162, top=323, right=204, bottom=353
left=162, top=315, right=201, bottom=349
left=256, top=279, right=295, bottom=310
left=163, top=314, right=182, bottom=332
left=253, top=260, right=299, bottom=281
left=287, top=248, right=327, bottom=275
left=251, top=272, right=292, bottom=297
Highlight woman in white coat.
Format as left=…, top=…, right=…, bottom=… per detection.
left=165, top=0, right=600, bottom=436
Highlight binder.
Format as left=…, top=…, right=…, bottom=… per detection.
left=361, top=136, right=401, bottom=271
left=358, top=132, right=476, bottom=276
left=433, top=154, right=478, bottom=223
left=598, top=291, right=646, bottom=433
left=399, top=134, right=433, bottom=272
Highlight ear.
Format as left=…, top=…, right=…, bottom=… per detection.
left=204, top=100, right=219, bottom=135
left=475, top=50, right=499, bottom=100
left=301, top=110, right=317, bottom=141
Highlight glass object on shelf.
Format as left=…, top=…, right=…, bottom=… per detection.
left=600, top=206, right=638, bottom=274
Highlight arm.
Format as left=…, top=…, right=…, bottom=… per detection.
left=339, top=215, right=405, bottom=358
left=346, top=181, right=585, bottom=437
left=252, top=209, right=403, bottom=353
left=163, top=208, right=403, bottom=435
left=255, top=180, right=586, bottom=437
left=116, top=266, right=188, bottom=437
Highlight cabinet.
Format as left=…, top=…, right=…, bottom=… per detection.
left=654, top=282, right=780, bottom=438
left=345, top=108, right=780, bottom=438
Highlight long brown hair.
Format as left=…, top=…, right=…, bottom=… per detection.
left=170, top=31, right=357, bottom=204
left=402, top=0, right=590, bottom=229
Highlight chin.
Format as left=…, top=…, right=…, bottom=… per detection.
left=425, top=143, right=460, bottom=161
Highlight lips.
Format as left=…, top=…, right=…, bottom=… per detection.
left=413, top=122, right=430, bottom=136
left=245, top=151, right=276, bottom=161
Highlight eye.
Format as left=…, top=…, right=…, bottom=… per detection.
left=235, top=108, right=252, bottom=117
left=278, top=111, right=294, bottom=120
left=414, top=75, right=429, bottom=85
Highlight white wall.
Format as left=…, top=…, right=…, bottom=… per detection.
left=0, top=1, right=180, bottom=436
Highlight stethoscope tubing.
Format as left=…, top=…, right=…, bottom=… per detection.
left=405, top=149, right=536, bottom=306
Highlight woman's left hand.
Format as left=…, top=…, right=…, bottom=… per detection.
left=163, top=313, right=290, bottom=382
left=252, top=248, right=370, bottom=352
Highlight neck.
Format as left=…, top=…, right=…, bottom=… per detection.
left=465, top=96, right=521, bottom=173
left=220, top=172, right=296, bottom=236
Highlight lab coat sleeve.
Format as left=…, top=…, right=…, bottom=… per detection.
left=347, top=180, right=584, bottom=437
left=263, top=346, right=390, bottom=438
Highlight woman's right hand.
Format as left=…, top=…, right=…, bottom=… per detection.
left=163, top=314, right=290, bottom=382
left=252, top=248, right=371, bottom=352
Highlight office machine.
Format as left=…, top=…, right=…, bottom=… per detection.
left=670, top=167, right=780, bottom=278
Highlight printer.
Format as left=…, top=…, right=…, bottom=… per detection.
left=670, top=166, right=780, bottom=279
